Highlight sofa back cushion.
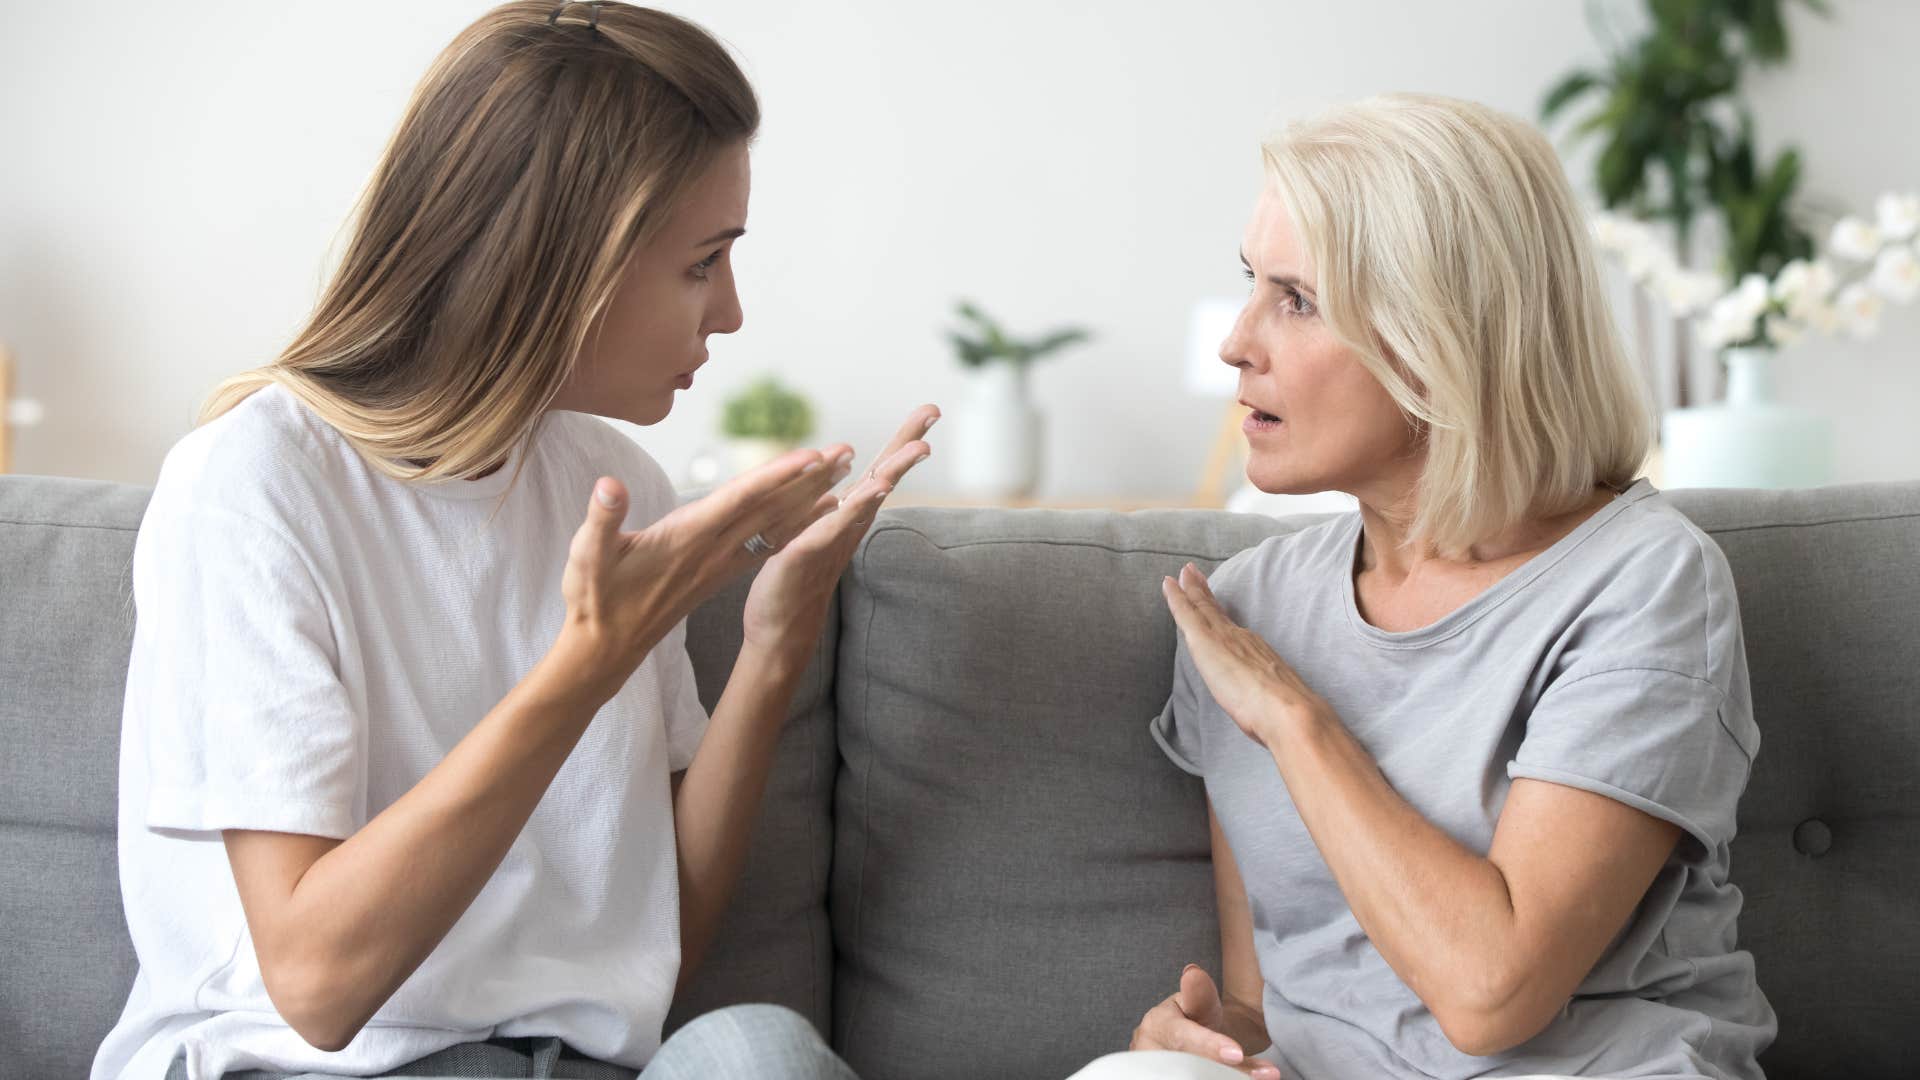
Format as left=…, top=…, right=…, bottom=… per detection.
left=666, top=570, right=839, bottom=1037
left=832, top=486, right=1920, bottom=1080
left=830, top=507, right=1303, bottom=1080
left=1667, top=484, right=1920, bottom=1080
left=0, top=477, right=148, bottom=1080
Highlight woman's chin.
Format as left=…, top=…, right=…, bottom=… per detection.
left=1244, top=466, right=1315, bottom=496
left=619, top=393, right=677, bottom=427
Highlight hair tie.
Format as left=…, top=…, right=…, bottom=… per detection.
left=547, top=1, right=603, bottom=34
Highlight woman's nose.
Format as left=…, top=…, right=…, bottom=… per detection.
left=1219, top=305, right=1262, bottom=373
left=707, top=275, right=744, bottom=336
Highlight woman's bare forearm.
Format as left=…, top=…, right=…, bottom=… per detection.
left=670, top=638, right=810, bottom=993
left=1263, top=712, right=1518, bottom=1018
left=228, top=633, right=616, bottom=1050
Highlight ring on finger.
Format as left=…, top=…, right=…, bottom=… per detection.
left=743, top=531, right=777, bottom=557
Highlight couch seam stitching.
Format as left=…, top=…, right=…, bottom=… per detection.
left=839, top=531, right=884, bottom=1053
left=807, top=613, right=829, bottom=1029
left=866, top=522, right=1264, bottom=560
left=0, top=517, right=140, bottom=533
left=1702, top=510, right=1920, bottom=534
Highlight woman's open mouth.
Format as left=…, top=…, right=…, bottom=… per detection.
left=1242, top=408, right=1284, bottom=435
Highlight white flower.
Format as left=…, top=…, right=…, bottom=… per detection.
left=1771, top=258, right=1838, bottom=319
left=1590, top=214, right=1627, bottom=253
left=1662, top=270, right=1726, bottom=316
left=1800, top=299, right=1842, bottom=335
left=1727, top=273, right=1773, bottom=321
left=1835, top=283, right=1885, bottom=339
left=1830, top=216, right=1883, bottom=262
left=1875, top=191, right=1920, bottom=241
left=1761, top=316, right=1805, bottom=347
left=1698, top=290, right=1762, bottom=350
left=1622, top=236, right=1676, bottom=285
left=1871, top=245, right=1920, bottom=304
left=1591, top=213, right=1653, bottom=256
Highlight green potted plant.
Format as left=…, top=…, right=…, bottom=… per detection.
left=943, top=300, right=1091, bottom=498
left=719, top=376, right=816, bottom=476
left=1541, top=0, right=1826, bottom=407
left=1541, top=0, right=1857, bottom=491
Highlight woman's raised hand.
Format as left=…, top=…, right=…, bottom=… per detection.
left=555, top=404, right=939, bottom=697
left=1130, top=965, right=1281, bottom=1079
left=740, top=405, right=939, bottom=657
left=556, top=445, right=858, bottom=699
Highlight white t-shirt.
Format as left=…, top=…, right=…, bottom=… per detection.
left=92, top=386, right=710, bottom=1080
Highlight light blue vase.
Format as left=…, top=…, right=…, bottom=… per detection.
left=1660, top=347, right=1833, bottom=489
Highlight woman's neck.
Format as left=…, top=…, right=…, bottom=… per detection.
left=1355, top=482, right=1618, bottom=584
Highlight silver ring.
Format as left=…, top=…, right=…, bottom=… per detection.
left=743, top=531, right=775, bottom=557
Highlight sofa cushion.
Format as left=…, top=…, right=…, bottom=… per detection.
left=0, top=476, right=147, bottom=1080
left=830, top=507, right=1311, bottom=1080
left=1667, top=484, right=1920, bottom=1080
left=665, top=569, right=839, bottom=1038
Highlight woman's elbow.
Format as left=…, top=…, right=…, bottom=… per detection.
left=260, top=957, right=366, bottom=1053
left=1429, top=970, right=1557, bottom=1058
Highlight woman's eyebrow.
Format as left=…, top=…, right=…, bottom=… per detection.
left=1239, top=251, right=1316, bottom=294
left=693, top=226, right=746, bottom=247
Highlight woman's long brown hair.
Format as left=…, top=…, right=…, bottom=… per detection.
left=202, top=1, right=758, bottom=482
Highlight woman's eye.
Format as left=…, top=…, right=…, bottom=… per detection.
left=1242, top=267, right=1257, bottom=289
left=1284, top=287, right=1317, bottom=317
left=692, top=249, right=723, bottom=278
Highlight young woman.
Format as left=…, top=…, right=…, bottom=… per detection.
left=92, top=4, right=932, bottom=1078
left=1130, top=95, right=1774, bottom=1079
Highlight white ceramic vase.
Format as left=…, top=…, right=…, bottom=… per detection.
left=1660, top=347, right=1832, bottom=489
left=950, top=363, right=1043, bottom=498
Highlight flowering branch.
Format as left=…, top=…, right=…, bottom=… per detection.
left=1591, top=192, right=1920, bottom=351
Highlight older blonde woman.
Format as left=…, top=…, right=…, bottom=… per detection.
left=1128, top=95, right=1775, bottom=1080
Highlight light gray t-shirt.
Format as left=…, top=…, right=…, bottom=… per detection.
left=1151, top=480, right=1776, bottom=1080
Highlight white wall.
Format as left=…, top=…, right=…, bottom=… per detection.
left=3, top=0, right=1915, bottom=494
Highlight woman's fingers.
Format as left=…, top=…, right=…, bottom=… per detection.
left=1162, top=574, right=1207, bottom=638
left=1149, top=1002, right=1248, bottom=1066
left=738, top=449, right=853, bottom=552
left=761, top=492, right=843, bottom=557
left=837, top=439, right=930, bottom=515
left=570, top=476, right=629, bottom=565
left=692, top=444, right=844, bottom=537
left=857, top=406, right=940, bottom=483
left=1176, top=964, right=1225, bottom=1027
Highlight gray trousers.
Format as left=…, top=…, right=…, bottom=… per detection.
left=166, top=1004, right=857, bottom=1080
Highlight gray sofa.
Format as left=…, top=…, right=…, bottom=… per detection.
left=3, top=474, right=1917, bottom=1080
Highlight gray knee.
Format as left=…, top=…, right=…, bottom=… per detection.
left=683, top=1002, right=819, bottom=1044
left=651, top=1004, right=853, bottom=1080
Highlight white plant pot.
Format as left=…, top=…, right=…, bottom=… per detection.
left=726, top=436, right=798, bottom=477
left=950, top=363, right=1044, bottom=498
left=1660, top=347, right=1832, bottom=489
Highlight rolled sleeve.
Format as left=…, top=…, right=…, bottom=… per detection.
left=133, top=506, right=363, bottom=839
left=1508, top=666, right=1753, bottom=857
left=1149, top=634, right=1207, bottom=777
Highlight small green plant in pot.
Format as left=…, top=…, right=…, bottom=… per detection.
left=719, top=376, right=815, bottom=476
left=946, top=300, right=1091, bottom=371
left=943, top=300, right=1091, bottom=499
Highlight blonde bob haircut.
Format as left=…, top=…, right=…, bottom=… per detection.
left=1261, top=93, right=1652, bottom=555
left=202, top=1, right=758, bottom=483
